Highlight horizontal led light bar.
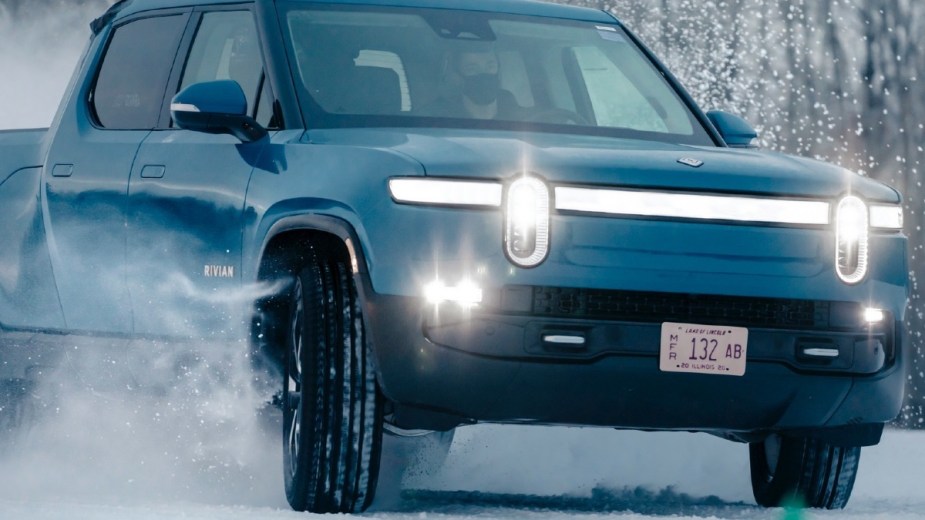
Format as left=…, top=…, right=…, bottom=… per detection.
left=869, top=204, right=904, bottom=230
left=389, top=178, right=502, bottom=207
left=555, top=187, right=831, bottom=225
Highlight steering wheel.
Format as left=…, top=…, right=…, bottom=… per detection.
left=525, top=108, right=589, bottom=125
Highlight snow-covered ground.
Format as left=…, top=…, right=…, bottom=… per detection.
left=0, top=338, right=920, bottom=520
left=0, top=340, right=919, bottom=520
left=0, top=356, right=925, bottom=520
left=1, top=403, right=924, bottom=520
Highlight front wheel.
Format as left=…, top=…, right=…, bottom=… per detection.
left=749, top=434, right=860, bottom=509
left=282, top=251, right=383, bottom=513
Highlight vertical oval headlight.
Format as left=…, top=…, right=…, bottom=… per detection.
left=835, top=196, right=869, bottom=284
left=505, top=177, right=550, bottom=267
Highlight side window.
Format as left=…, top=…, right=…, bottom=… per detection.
left=180, top=11, right=263, bottom=116
left=91, top=15, right=186, bottom=129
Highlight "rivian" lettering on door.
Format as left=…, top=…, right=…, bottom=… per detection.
left=204, top=265, right=235, bottom=278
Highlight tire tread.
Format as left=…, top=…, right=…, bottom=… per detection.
left=750, top=435, right=861, bottom=510
left=282, top=248, right=382, bottom=513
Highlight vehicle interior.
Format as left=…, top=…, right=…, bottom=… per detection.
left=283, top=6, right=712, bottom=144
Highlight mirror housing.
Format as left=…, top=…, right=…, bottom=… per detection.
left=171, top=80, right=267, bottom=143
left=706, top=111, right=758, bottom=149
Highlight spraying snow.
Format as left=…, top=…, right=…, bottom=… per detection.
left=0, top=1, right=113, bottom=129
left=0, top=334, right=286, bottom=507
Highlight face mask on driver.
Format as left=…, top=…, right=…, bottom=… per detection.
left=462, top=73, right=501, bottom=106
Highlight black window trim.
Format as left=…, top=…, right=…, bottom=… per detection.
left=254, top=72, right=282, bottom=129
left=255, top=0, right=300, bottom=129
left=156, top=9, right=201, bottom=130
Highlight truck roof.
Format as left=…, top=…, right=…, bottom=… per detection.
left=98, top=0, right=616, bottom=30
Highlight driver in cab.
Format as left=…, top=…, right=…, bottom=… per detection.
left=422, top=45, right=526, bottom=120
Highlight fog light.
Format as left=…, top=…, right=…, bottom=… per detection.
left=424, top=280, right=482, bottom=307
left=864, top=307, right=885, bottom=324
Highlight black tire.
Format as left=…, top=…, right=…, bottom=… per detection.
left=749, top=434, right=861, bottom=509
left=282, top=250, right=383, bottom=513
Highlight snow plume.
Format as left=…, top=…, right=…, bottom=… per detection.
left=0, top=201, right=289, bottom=505
left=0, top=1, right=286, bottom=508
left=0, top=0, right=112, bottom=130
left=0, top=283, right=287, bottom=507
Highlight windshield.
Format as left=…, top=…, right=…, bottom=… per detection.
left=280, top=3, right=714, bottom=145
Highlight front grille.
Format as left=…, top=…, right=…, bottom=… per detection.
left=525, top=286, right=839, bottom=330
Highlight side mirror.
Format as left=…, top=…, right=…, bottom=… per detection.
left=170, top=80, right=267, bottom=143
left=706, top=111, right=758, bottom=149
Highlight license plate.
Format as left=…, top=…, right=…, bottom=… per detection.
left=659, top=322, right=748, bottom=376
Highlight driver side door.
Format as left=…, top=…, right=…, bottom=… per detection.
left=126, top=8, right=276, bottom=338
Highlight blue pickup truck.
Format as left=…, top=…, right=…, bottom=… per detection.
left=0, top=0, right=909, bottom=512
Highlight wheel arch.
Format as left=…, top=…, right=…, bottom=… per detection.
left=250, top=214, right=371, bottom=378
left=256, top=214, right=368, bottom=283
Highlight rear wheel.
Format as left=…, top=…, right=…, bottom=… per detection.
left=749, top=434, right=860, bottom=509
left=282, top=250, right=383, bottom=513
left=0, top=379, right=36, bottom=454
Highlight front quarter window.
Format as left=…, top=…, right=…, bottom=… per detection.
left=180, top=11, right=264, bottom=115
left=280, top=3, right=713, bottom=145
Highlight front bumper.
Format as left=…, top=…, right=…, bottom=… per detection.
left=363, top=288, right=906, bottom=438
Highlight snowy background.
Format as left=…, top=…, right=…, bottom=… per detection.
left=2, top=0, right=925, bottom=518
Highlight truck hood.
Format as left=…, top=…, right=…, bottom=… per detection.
left=305, top=128, right=899, bottom=202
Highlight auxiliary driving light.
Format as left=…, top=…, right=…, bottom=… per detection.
left=424, top=280, right=483, bottom=307
left=835, top=196, right=869, bottom=284
left=864, top=307, right=885, bottom=324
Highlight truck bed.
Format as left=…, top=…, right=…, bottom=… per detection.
left=0, top=128, right=47, bottom=185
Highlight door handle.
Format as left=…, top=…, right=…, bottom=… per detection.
left=140, top=165, right=166, bottom=179
left=51, top=164, right=74, bottom=177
